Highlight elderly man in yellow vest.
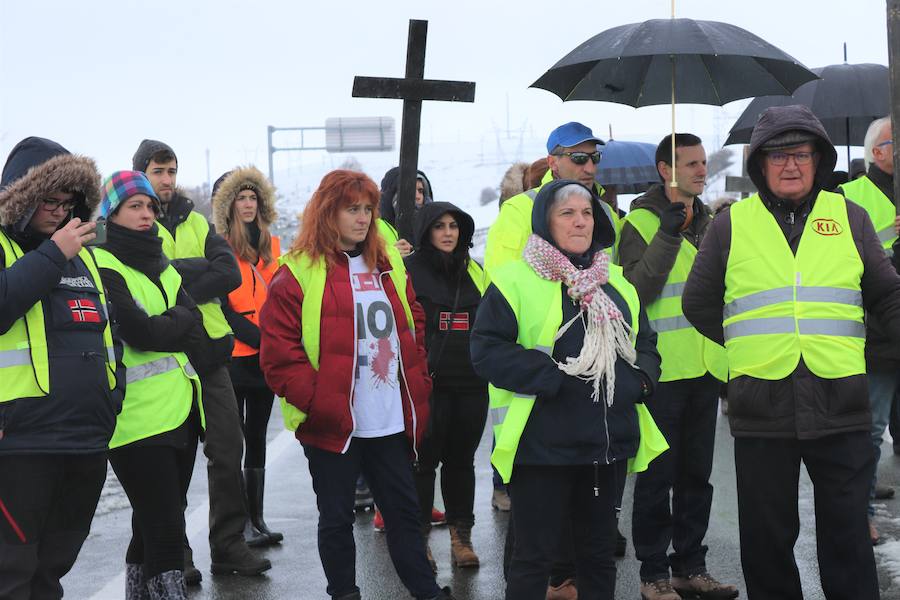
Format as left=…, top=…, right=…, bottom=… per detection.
left=684, top=105, right=900, bottom=600
left=619, top=133, right=734, bottom=600
left=840, top=117, right=900, bottom=537
left=132, top=140, right=270, bottom=581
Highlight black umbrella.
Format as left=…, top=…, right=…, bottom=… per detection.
left=531, top=17, right=817, bottom=186
left=725, top=62, right=889, bottom=164
left=532, top=19, right=817, bottom=107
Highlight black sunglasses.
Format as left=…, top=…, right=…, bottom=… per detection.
left=552, top=151, right=602, bottom=165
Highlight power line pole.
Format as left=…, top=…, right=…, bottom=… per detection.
left=889, top=0, right=900, bottom=212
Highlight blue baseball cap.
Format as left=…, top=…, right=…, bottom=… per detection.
left=546, top=122, right=604, bottom=154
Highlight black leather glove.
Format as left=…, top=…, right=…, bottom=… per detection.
left=659, top=203, right=687, bottom=236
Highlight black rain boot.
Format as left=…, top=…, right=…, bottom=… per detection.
left=244, top=468, right=283, bottom=546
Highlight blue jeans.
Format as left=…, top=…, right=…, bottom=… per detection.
left=867, top=369, right=900, bottom=515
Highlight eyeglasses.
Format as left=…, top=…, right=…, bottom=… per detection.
left=876, top=139, right=894, bottom=148
left=552, top=151, right=602, bottom=165
left=765, top=151, right=816, bottom=166
left=40, top=198, right=76, bottom=212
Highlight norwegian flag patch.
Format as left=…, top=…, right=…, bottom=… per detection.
left=439, top=311, right=469, bottom=331
left=68, top=299, right=101, bottom=323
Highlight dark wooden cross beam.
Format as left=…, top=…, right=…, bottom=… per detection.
left=353, top=19, right=476, bottom=243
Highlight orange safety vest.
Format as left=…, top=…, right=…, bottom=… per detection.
left=228, top=235, right=281, bottom=357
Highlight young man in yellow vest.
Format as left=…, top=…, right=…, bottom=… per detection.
left=840, top=117, right=900, bottom=532
left=684, top=105, right=900, bottom=600
left=0, top=137, right=123, bottom=599
left=133, top=140, right=270, bottom=581
left=619, top=134, right=735, bottom=600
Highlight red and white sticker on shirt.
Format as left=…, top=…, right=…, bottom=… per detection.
left=439, top=311, right=469, bottom=331
left=68, top=299, right=101, bottom=323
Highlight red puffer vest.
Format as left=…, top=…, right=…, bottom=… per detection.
left=259, top=253, right=432, bottom=454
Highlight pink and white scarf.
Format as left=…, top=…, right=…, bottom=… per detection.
left=522, top=234, right=636, bottom=405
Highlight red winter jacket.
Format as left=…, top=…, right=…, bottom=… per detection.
left=259, top=252, right=432, bottom=454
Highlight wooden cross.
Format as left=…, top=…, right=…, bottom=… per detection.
left=353, top=19, right=476, bottom=242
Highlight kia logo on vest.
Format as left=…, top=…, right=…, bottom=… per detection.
left=811, top=218, right=843, bottom=236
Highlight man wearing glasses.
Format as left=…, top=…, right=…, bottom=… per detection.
left=484, top=122, right=618, bottom=276
left=683, top=105, right=900, bottom=599
left=619, top=133, right=735, bottom=600
left=840, top=117, right=900, bottom=544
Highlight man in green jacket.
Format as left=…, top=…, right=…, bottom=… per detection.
left=133, top=140, right=271, bottom=582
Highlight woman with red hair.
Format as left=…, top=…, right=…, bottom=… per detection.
left=259, top=170, right=453, bottom=600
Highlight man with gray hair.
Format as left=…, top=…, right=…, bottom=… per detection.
left=840, top=116, right=900, bottom=542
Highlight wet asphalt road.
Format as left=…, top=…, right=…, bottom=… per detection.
left=62, top=403, right=900, bottom=599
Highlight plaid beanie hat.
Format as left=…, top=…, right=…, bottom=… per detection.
left=100, top=170, right=159, bottom=218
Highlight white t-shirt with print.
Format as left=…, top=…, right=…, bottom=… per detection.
left=347, top=254, right=405, bottom=438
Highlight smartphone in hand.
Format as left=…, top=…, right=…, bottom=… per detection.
left=85, top=219, right=107, bottom=246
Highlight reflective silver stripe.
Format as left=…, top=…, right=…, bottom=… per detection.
left=525, top=189, right=537, bottom=200
left=658, top=282, right=686, bottom=299
left=490, top=405, right=508, bottom=426
left=724, top=317, right=796, bottom=341
left=724, top=287, right=793, bottom=319
left=0, top=348, right=31, bottom=368
left=125, top=355, right=181, bottom=384
left=797, top=319, right=866, bottom=338
left=184, top=361, right=197, bottom=378
left=888, top=247, right=895, bottom=259
left=535, top=345, right=551, bottom=355
left=651, top=315, right=693, bottom=333
left=877, top=226, right=896, bottom=245
left=107, top=346, right=116, bottom=365
left=725, top=286, right=862, bottom=319
left=795, top=286, right=862, bottom=307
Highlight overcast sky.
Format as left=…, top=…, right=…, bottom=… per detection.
left=0, top=0, right=891, bottom=186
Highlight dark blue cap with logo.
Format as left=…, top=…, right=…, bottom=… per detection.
left=546, top=122, right=604, bottom=154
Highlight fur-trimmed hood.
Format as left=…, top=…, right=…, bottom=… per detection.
left=499, top=161, right=529, bottom=204
left=210, top=166, right=277, bottom=235
left=0, top=137, right=101, bottom=230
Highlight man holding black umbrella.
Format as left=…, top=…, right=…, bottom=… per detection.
left=684, top=105, right=900, bottom=600
left=619, top=133, right=735, bottom=600
left=840, top=116, right=900, bottom=543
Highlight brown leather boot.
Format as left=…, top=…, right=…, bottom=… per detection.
left=670, top=571, right=739, bottom=599
left=449, top=524, right=479, bottom=568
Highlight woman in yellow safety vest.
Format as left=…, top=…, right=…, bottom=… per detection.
left=95, top=170, right=208, bottom=600
left=470, top=179, right=664, bottom=600
left=259, top=169, right=454, bottom=600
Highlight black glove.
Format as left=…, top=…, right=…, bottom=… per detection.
left=659, top=203, right=687, bottom=236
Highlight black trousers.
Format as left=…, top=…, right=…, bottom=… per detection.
left=735, top=432, right=878, bottom=600
left=0, top=453, right=107, bottom=600
left=414, top=384, right=488, bottom=527
left=199, top=365, right=248, bottom=553
left=109, top=438, right=198, bottom=578
left=632, top=374, right=719, bottom=581
left=233, top=385, right=275, bottom=469
left=506, top=464, right=617, bottom=600
left=304, top=433, right=440, bottom=600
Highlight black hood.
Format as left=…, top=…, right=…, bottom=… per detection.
left=378, top=166, right=434, bottom=225
left=0, top=136, right=100, bottom=232
left=531, top=178, right=615, bottom=259
left=747, top=104, right=837, bottom=198
left=411, top=201, right=475, bottom=250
